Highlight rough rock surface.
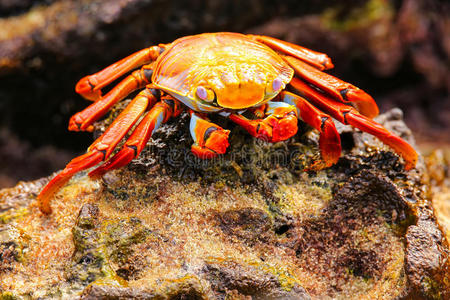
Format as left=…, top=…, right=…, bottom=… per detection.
left=1, top=108, right=449, bottom=299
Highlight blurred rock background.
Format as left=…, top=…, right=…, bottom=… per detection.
left=0, top=0, right=448, bottom=188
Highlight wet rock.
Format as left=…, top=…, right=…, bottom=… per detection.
left=81, top=285, right=158, bottom=300
left=204, top=259, right=311, bottom=300
left=0, top=225, right=25, bottom=273
left=0, top=105, right=449, bottom=299
left=216, top=207, right=272, bottom=245
left=76, top=202, right=100, bottom=230
left=406, top=218, right=450, bottom=299
left=81, top=274, right=210, bottom=299
left=291, top=170, right=413, bottom=297
left=68, top=203, right=151, bottom=289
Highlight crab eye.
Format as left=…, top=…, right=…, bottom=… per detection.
left=272, top=77, right=283, bottom=92
left=196, top=86, right=215, bottom=102
left=266, top=77, right=284, bottom=95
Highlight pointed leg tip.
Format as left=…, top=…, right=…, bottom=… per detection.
left=403, top=153, right=418, bottom=171
left=323, top=59, right=334, bottom=70
left=345, top=89, right=379, bottom=118
left=404, top=164, right=414, bottom=171
left=39, top=206, right=52, bottom=215
left=68, top=115, right=84, bottom=131
left=304, top=160, right=333, bottom=172
left=37, top=175, right=68, bottom=215
left=37, top=194, right=53, bottom=215
left=88, top=169, right=104, bottom=180
left=68, top=115, right=94, bottom=132
left=38, top=151, right=104, bottom=215
left=76, top=77, right=101, bottom=101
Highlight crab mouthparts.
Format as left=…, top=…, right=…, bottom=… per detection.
left=215, top=81, right=266, bottom=109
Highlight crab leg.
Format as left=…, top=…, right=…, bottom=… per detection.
left=228, top=101, right=298, bottom=143
left=248, top=34, right=334, bottom=71
left=284, top=56, right=379, bottom=118
left=69, top=64, right=155, bottom=132
left=38, top=88, right=157, bottom=214
left=290, top=78, right=418, bottom=170
left=76, top=45, right=164, bottom=101
left=189, top=111, right=230, bottom=159
left=88, top=96, right=183, bottom=179
left=280, top=91, right=341, bottom=170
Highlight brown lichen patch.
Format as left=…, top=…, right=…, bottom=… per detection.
left=215, top=207, right=272, bottom=245
left=290, top=171, right=411, bottom=299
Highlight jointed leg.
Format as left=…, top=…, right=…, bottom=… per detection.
left=76, top=45, right=165, bottom=101
left=280, top=91, right=341, bottom=170
left=38, top=87, right=159, bottom=214
left=248, top=34, right=334, bottom=70
left=290, top=78, right=418, bottom=170
left=228, top=101, right=298, bottom=142
left=69, top=64, right=155, bottom=132
left=284, top=56, right=379, bottom=118
left=88, top=96, right=183, bottom=178
left=189, top=111, right=230, bottom=159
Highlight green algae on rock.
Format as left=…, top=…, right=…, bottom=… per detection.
left=0, top=108, right=449, bottom=299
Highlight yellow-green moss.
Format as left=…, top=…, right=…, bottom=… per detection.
left=0, top=207, right=29, bottom=224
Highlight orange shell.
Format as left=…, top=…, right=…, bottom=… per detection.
left=152, top=32, right=294, bottom=110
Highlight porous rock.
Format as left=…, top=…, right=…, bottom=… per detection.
left=0, top=109, right=449, bottom=299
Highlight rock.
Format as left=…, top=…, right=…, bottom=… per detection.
left=0, top=108, right=449, bottom=299
left=203, top=258, right=311, bottom=300
left=406, top=219, right=450, bottom=299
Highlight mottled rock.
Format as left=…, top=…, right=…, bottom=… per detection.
left=406, top=218, right=450, bottom=299
left=0, top=108, right=449, bottom=299
left=204, top=258, right=310, bottom=300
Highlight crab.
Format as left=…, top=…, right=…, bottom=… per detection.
left=37, top=32, right=418, bottom=214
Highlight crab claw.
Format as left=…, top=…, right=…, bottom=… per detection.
left=229, top=108, right=298, bottom=143
left=261, top=112, right=298, bottom=142
left=191, top=128, right=230, bottom=159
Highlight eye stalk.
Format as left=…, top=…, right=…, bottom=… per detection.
left=196, top=86, right=215, bottom=102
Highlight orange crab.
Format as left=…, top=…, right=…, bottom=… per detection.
left=38, top=32, right=418, bottom=214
